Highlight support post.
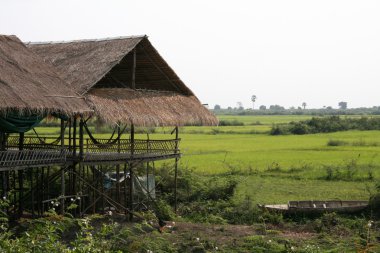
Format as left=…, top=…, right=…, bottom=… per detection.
left=0, top=132, right=4, bottom=150
left=18, top=132, right=24, bottom=217
left=123, top=164, right=127, bottom=216
left=116, top=125, right=121, bottom=204
left=73, top=117, right=77, bottom=159
left=30, top=170, right=34, bottom=217
left=72, top=117, right=77, bottom=197
left=131, top=48, right=136, bottom=89
left=78, top=117, right=84, bottom=215
left=68, top=118, right=72, bottom=152
left=79, top=118, right=84, bottom=161
left=174, top=126, right=179, bottom=214
left=129, top=124, right=135, bottom=221
left=60, top=119, right=65, bottom=214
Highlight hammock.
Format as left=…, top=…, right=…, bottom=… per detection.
left=32, top=121, right=68, bottom=146
left=0, top=112, right=43, bottom=133
left=83, top=122, right=127, bottom=148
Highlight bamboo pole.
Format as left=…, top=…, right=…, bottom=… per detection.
left=116, top=125, right=121, bottom=205
left=60, top=119, right=65, bottom=214
left=129, top=124, right=135, bottom=221
left=174, top=126, right=179, bottom=214
left=78, top=118, right=84, bottom=216
left=18, top=132, right=24, bottom=217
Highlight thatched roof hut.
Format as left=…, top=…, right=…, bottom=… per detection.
left=29, top=36, right=218, bottom=126
left=0, top=35, right=91, bottom=117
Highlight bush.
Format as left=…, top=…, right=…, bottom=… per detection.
left=327, top=139, right=349, bottom=146
left=271, top=116, right=380, bottom=135
left=218, top=120, right=244, bottom=126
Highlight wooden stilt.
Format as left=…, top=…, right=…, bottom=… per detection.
left=129, top=124, right=135, bottom=221
left=41, top=167, right=45, bottom=213
left=123, top=164, right=127, bottom=216
left=60, top=119, right=65, bottom=214
left=174, top=126, right=179, bottom=214
left=78, top=117, right=84, bottom=216
left=0, top=132, right=4, bottom=151
left=18, top=132, right=24, bottom=217
left=92, top=166, right=96, bottom=214
left=72, top=117, right=77, bottom=198
left=117, top=125, right=121, bottom=204
left=101, top=166, right=105, bottom=213
left=30, top=169, right=35, bottom=217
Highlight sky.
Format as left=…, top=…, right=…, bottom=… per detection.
left=1, top=0, right=379, bottom=109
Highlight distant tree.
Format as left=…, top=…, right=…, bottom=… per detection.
left=259, top=105, right=267, bottom=110
left=289, top=106, right=296, bottom=110
left=326, top=106, right=333, bottom=110
left=269, top=105, right=285, bottom=111
left=302, top=102, right=307, bottom=110
left=297, top=106, right=302, bottom=110
left=237, top=102, right=244, bottom=110
left=227, top=106, right=232, bottom=110
left=251, top=95, right=257, bottom=109
left=214, top=104, right=221, bottom=110
left=338, top=101, right=348, bottom=109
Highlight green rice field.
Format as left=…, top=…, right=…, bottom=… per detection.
left=31, top=115, right=380, bottom=204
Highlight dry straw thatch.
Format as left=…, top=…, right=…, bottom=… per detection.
left=29, top=36, right=217, bottom=126
left=87, top=88, right=218, bottom=126
left=0, top=35, right=91, bottom=116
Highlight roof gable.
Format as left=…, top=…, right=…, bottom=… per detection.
left=29, top=36, right=193, bottom=95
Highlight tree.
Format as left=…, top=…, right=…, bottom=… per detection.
left=214, top=104, right=221, bottom=110
left=302, top=102, right=307, bottom=110
left=259, top=105, right=266, bottom=110
left=237, top=102, right=244, bottom=110
left=251, top=95, right=257, bottom=109
left=269, top=105, right=285, bottom=111
left=338, top=101, right=347, bottom=109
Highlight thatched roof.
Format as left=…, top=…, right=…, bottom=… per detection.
left=87, top=88, right=218, bottom=126
left=28, top=36, right=217, bottom=126
left=0, top=35, right=92, bottom=116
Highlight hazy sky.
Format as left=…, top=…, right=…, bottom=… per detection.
left=1, top=0, right=379, bottom=109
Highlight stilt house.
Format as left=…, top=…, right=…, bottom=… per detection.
left=0, top=35, right=217, bottom=220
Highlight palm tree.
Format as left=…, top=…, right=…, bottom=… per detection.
left=302, top=102, right=307, bottom=110
left=251, top=95, right=257, bottom=109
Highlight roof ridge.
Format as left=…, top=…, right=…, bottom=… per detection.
left=26, top=35, right=147, bottom=45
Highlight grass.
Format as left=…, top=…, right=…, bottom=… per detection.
left=179, top=131, right=380, bottom=175
left=28, top=115, right=380, bottom=205
left=234, top=175, right=373, bottom=205
left=10, top=115, right=380, bottom=251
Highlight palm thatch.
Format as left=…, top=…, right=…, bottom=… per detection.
left=28, top=36, right=217, bottom=126
left=87, top=88, right=218, bottom=126
left=0, top=35, right=92, bottom=116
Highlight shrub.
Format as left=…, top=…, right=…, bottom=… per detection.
left=218, top=120, right=244, bottom=126
left=327, top=139, right=348, bottom=146
left=271, top=116, right=380, bottom=135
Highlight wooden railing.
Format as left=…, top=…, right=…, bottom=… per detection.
left=0, top=150, right=66, bottom=169
left=5, top=136, right=180, bottom=163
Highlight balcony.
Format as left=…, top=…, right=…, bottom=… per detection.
left=1, top=135, right=180, bottom=168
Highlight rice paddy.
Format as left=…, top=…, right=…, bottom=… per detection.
left=32, top=114, right=380, bottom=204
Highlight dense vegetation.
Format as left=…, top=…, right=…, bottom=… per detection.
left=270, top=116, right=380, bottom=135
left=212, top=107, right=380, bottom=116
left=7, top=114, right=380, bottom=252
left=1, top=166, right=380, bottom=252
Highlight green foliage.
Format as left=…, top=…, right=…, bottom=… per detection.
left=327, top=139, right=349, bottom=146
left=218, top=119, right=244, bottom=126
left=271, top=116, right=380, bottom=135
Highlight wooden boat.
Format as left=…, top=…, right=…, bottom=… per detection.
left=259, top=200, right=368, bottom=214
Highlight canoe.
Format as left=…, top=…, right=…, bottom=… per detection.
left=259, top=200, right=368, bottom=214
